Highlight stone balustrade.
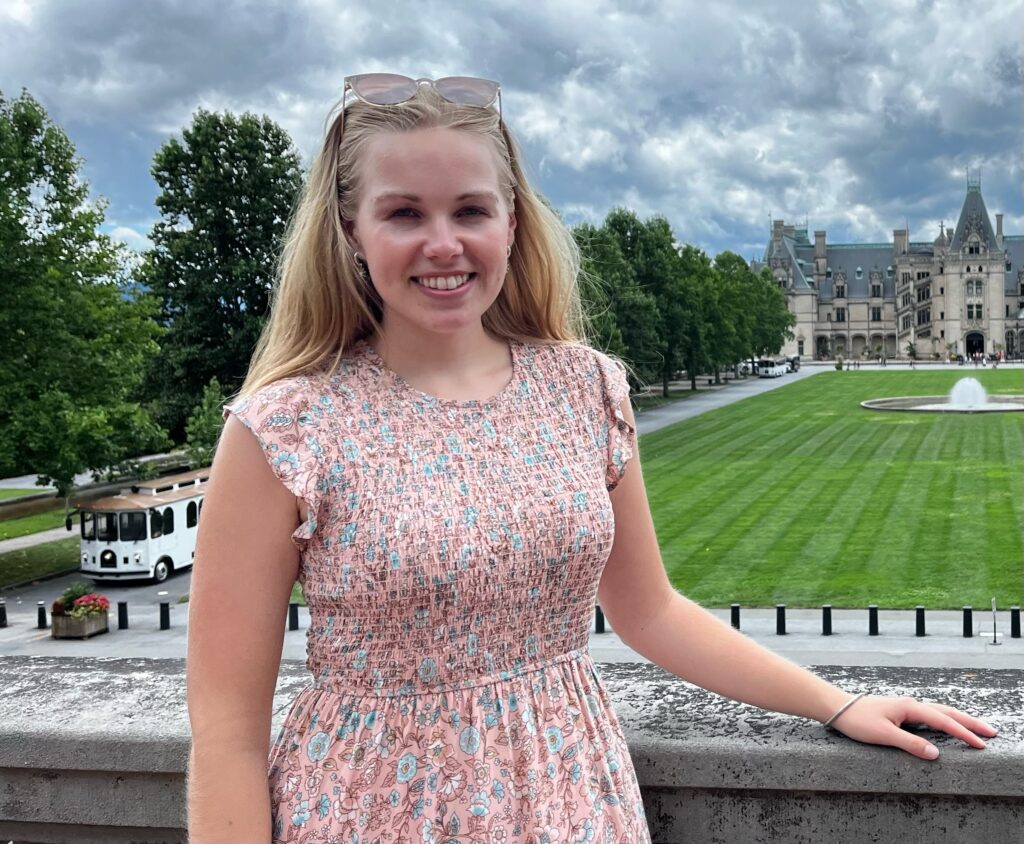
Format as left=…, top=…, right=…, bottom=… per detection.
left=0, top=657, right=1020, bottom=843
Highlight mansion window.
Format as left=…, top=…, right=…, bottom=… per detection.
left=856, top=267, right=863, bottom=279
left=967, top=304, right=983, bottom=319
left=798, top=340, right=805, bottom=355
left=966, top=280, right=983, bottom=295
left=916, top=308, right=931, bottom=326
left=901, top=293, right=912, bottom=307
left=835, top=284, right=846, bottom=298
left=826, top=267, right=832, bottom=279
left=901, top=272, right=912, bottom=284
left=871, top=284, right=882, bottom=297
left=916, top=270, right=930, bottom=280
left=835, top=308, right=846, bottom=323
left=968, top=243, right=980, bottom=255
left=901, top=315, right=912, bottom=331
left=886, top=266, right=894, bottom=278
left=871, top=307, right=882, bottom=321
left=916, top=285, right=931, bottom=302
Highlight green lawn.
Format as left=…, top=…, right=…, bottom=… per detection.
left=642, top=370, right=1024, bottom=609
left=0, top=488, right=46, bottom=501
left=0, top=537, right=80, bottom=587
left=0, top=508, right=68, bottom=540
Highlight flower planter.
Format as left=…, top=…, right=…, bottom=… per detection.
left=51, top=612, right=109, bottom=640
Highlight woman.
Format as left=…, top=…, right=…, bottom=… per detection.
left=186, top=75, right=996, bottom=843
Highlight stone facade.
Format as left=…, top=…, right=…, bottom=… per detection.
left=753, top=179, right=1024, bottom=361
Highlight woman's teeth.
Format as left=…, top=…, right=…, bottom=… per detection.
left=415, top=274, right=471, bottom=290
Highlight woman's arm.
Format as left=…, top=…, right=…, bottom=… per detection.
left=186, top=415, right=302, bottom=842
left=597, top=398, right=997, bottom=760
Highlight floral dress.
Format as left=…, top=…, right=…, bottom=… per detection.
left=223, top=337, right=648, bottom=844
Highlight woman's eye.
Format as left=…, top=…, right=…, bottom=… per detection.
left=388, top=208, right=418, bottom=219
left=460, top=206, right=488, bottom=217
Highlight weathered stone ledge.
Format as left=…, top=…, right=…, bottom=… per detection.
left=0, top=657, right=1020, bottom=843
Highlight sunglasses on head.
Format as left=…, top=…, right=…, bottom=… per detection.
left=337, top=74, right=503, bottom=139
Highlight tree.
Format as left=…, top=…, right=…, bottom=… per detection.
left=143, top=109, right=304, bottom=441
left=574, top=222, right=662, bottom=388
left=0, top=90, right=168, bottom=502
left=185, top=376, right=229, bottom=469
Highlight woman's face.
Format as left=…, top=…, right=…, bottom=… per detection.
left=350, top=126, right=516, bottom=340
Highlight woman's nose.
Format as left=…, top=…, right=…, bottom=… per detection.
left=422, top=219, right=463, bottom=260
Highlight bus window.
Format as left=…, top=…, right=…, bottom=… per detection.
left=163, top=507, right=175, bottom=535
left=150, top=509, right=163, bottom=539
left=120, top=512, right=147, bottom=542
left=187, top=501, right=197, bottom=528
left=80, top=512, right=95, bottom=540
left=97, top=513, right=119, bottom=542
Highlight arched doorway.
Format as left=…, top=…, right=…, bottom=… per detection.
left=965, top=332, right=985, bottom=356
left=816, top=336, right=830, bottom=359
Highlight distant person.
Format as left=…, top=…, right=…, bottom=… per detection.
left=185, top=74, right=998, bottom=843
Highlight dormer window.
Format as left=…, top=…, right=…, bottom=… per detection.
left=835, top=284, right=846, bottom=298
left=968, top=241, right=980, bottom=255
left=886, top=266, right=893, bottom=278
left=826, top=267, right=832, bottom=279
left=856, top=267, right=863, bottom=279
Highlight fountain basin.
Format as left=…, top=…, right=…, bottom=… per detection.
left=861, top=395, right=1024, bottom=413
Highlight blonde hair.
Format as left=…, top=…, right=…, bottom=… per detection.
left=235, top=85, right=589, bottom=398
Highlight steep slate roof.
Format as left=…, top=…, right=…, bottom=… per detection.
left=1007, top=236, right=1024, bottom=295
left=948, top=183, right=998, bottom=251
left=820, top=243, right=896, bottom=299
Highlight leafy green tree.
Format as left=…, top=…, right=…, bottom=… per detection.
left=185, top=376, right=229, bottom=469
left=143, top=109, right=304, bottom=441
left=0, top=90, right=168, bottom=505
left=748, top=267, right=795, bottom=359
left=574, top=222, right=662, bottom=388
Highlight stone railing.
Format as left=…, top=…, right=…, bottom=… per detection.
left=0, top=657, right=1020, bottom=843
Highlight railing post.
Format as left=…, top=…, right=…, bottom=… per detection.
left=288, top=602, right=299, bottom=631
left=868, top=604, right=879, bottom=636
left=118, top=601, right=129, bottom=630
left=963, top=606, right=973, bottom=638
left=1012, top=606, right=1021, bottom=639
left=0, top=597, right=6, bottom=629
left=776, top=604, right=786, bottom=635
left=595, top=604, right=605, bottom=634
left=915, top=606, right=926, bottom=637
left=822, top=605, right=832, bottom=636
left=159, top=602, right=170, bottom=631
left=730, top=604, right=741, bottom=630
left=37, top=601, right=48, bottom=630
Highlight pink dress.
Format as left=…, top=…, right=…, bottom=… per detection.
left=224, top=337, right=649, bottom=844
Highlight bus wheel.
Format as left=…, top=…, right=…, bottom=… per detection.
left=153, top=559, right=172, bottom=583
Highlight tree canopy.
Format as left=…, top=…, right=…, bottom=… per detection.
left=0, top=90, right=167, bottom=498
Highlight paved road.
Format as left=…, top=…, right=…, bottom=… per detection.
left=3, top=363, right=1021, bottom=668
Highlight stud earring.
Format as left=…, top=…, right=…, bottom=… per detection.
left=507, top=245, right=512, bottom=258
left=354, top=251, right=365, bottom=263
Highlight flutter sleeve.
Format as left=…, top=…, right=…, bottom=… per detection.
left=222, top=376, right=329, bottom=550
left=591, top=349, right=636, bottom=492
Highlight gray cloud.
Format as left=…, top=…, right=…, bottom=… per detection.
left=1, top=0, right=1021, bottom=256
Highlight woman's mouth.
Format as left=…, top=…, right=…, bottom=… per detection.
left=412, top=273, right=475, bottom=291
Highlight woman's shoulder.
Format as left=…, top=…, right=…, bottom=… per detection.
left=527, top=339, right=626, bottom=379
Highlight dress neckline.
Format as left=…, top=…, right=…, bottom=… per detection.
left=356, top=337, right=521, bottom=408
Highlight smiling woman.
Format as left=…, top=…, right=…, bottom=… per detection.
left=185, top=75, right=998, bottom=844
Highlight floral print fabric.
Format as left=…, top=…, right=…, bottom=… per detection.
left=223, top=338, right=646, bottom=843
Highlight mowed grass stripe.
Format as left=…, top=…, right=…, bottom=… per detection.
left=644, top=371, right=1023, bottom=608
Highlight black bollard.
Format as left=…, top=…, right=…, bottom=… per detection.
left=730, top=603, right=741, bottom=630
left=776, top=604, right=786, bottom=635
left=868, top=604, right=879, bottom=636
left=594, top=604, right=605, bottom=634
left=118, top=601, right=129, bottom=630
left=962, top=607, right=973, bottom=638
left=289, top=602, right=299, bottom=631
left=1011, top=607, right=1021, bottom=639
left=37, top=601, right=48, bottom=630
left=0, top=597, right=6, bottom=629
left=822, top=605, right=832, bottom=636
left=159, top=601, right=170, bottom=631
left=916, top=606, right=926, bottom=637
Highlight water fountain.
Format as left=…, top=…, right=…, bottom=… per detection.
left=861, top=377, right=1024, bottom=413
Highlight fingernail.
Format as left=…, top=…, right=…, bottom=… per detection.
left=924, top=745, right=939, bottom=759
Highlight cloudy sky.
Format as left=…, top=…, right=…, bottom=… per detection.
left=2, top=0, right=1022, bottom=261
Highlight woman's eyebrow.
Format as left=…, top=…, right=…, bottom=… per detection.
left=372, top=190, right=500, bottom=206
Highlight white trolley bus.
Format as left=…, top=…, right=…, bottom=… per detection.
left=67, top=468, right=210, bottom=583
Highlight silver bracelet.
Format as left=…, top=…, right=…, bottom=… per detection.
left=823, top=692, right=867, bottom=728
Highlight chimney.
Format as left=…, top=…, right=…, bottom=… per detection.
left=996, top=213, right=1004, bottom=247
left=783, top=224, right=795, bottom=239
left=894, top=228, right=908, bottom=255
left=773, top=219, right=784, bottom=252
left=814, top=230, right=826, bottom=258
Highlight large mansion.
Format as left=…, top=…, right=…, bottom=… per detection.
left=753, top=179, right=1024, bottom=360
